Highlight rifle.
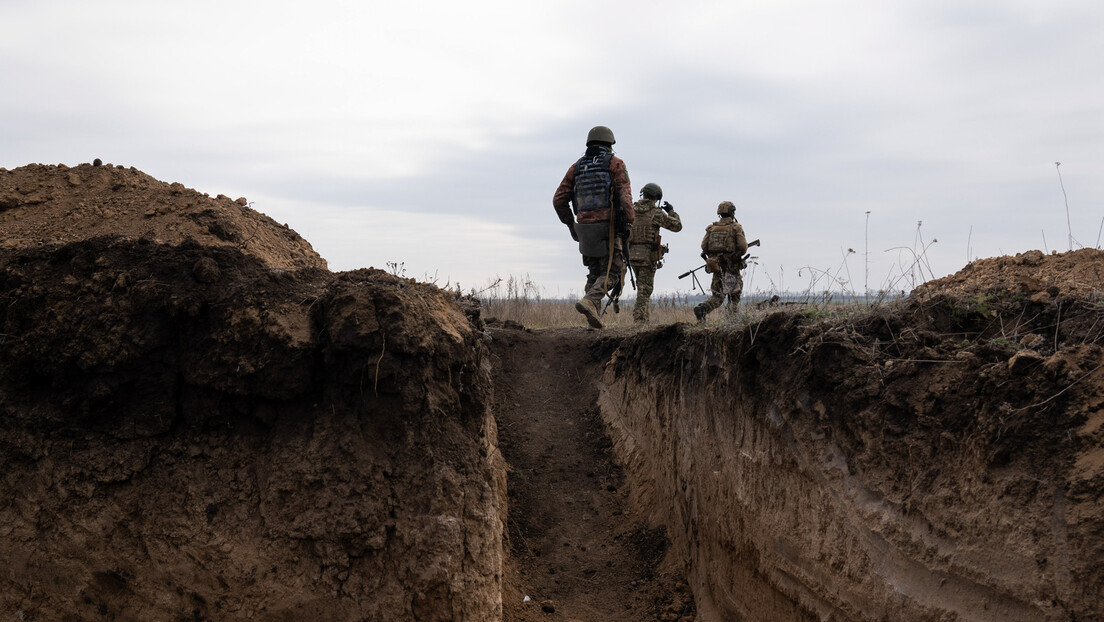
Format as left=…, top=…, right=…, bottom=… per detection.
left=678, top=264, right=709, bottom=295
left=738, top=238, right=761, bottom=268
left=678, top=239, right=760, bottom=295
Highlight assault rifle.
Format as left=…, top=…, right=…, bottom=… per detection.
left=678, top=239, right=760, bottom=295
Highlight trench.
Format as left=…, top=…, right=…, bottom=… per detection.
left=584, top=315, right=1096, bottom=622
left=5, top=164, right=1101, bottom=621
left=488, top=325, right=693, bottom=621
left=490, top=308, right=1102, bottom=622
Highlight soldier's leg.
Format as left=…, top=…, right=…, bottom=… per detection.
left=586, top=246, right=626, bottom=305
left=694, top=272, right=726, bottom=321
left=583, top=255, right=600, bottom=294
left=633, top=263, right=655, bottom=323
left=724, top=271, right=744, bottom=315
left=576, top=255, right=607, bottom=328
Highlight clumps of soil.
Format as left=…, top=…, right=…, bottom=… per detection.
left=1, top=162, right=325, bottom=270
left=0, top=163, right=504, bottom=621
left=915, top=248, right=1104, bottom=301
left=601, top=249, right=1104, bottom=621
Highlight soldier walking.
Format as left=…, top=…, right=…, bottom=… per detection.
left=694, top=201, right=748, bottom=322
left=552, top=126, right=634, bottom=329
left=628, top=183, right=682, bottom=324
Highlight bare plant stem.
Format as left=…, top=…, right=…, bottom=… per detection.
left=864, top=210, right=871, bottom=296
left=967, top=224, right=973, bottom=264
left=1056, top=162, right=1072, bottom=251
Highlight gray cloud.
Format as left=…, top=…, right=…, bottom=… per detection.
left=3, top=1, right=1104, bottom=298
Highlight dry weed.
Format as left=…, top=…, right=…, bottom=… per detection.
left=473, top=275, right=887, bottom=330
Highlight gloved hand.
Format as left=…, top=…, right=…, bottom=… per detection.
left=661, top=201, right=674, bottom=213
left=567, top=222, right=579, bottom=242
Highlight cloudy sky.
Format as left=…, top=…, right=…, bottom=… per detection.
left=3, top=0, right=1102, bottom=299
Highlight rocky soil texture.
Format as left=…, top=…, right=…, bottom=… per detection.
left=1, top=163, right=503, bottom=621
left=602, top=250, right=1104, bottom=620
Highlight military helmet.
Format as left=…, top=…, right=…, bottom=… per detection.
left=586, top=125, right=616, bottom=146
left=641, top=182, right=662, bottom=200
left=717, top=201, right=736, bottom=216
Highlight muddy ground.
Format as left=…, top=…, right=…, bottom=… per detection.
left=2, top=162, right=1102, bottom=621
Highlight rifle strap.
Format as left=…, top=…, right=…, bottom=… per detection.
left=600, top=215, right=617, bottom=312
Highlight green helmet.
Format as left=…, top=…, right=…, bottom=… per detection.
left=586, top=125, right=616, bottom=146
left=641, top=183, right=662, bottom=200
left=717, top=201, right=735, bottom=216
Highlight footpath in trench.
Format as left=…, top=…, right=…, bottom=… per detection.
left=487, top=324, right=695, bottom=622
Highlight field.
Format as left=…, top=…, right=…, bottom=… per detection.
left=476, top=275, right=888, bottom=329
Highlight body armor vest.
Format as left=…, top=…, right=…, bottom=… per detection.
left=572, top=150, right=613, bottom=214
left=628, top=201, right=658, bottom=246
left=703, top=220, right=738, bottom=254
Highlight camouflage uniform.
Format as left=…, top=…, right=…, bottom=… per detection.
left=695, top=208, right=747, bottom=320
left=553, top=135, right=634, bottom=328
left=582, top=246, right=624, bottom=312
left=628, top=198, right=682, bottom=323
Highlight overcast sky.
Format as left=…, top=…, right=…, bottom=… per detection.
left=3, top=0, right=1102, bottom=298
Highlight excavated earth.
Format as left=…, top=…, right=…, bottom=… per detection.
left=602, top=250, right=1104, bottom=621
left=1, top=164, right=504, bottom=621
left=2, top=163, right=1102, bottom=621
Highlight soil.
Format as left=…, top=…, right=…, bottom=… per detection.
left=914, top=248, right=1104, bottom=300
left=2, top=162, right=1102, bottom=621
left=602, top=253, right=1104, bottom=620
left=487, top=324, right=694, bottom=621
left=1, top=163, right=504, bottom=621
left=0, top=162, right=325, bottom=271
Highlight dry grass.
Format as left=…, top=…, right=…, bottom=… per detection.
left=482, top=296, right=698, bottom=329
left=472, top=275, right=696, bottom=329
left=452, top=220, right=941, bottom=330
left=473, top=275, right=882, bottom=330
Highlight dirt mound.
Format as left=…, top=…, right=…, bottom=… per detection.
left=915, top=248, right=1104, bottom=301
left=602, top=255, right=1104, bottom=620
left=0, top=164, right=504, bottom=620
left=1, top=162, right=325, bottom=270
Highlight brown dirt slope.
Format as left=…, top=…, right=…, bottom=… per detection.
left=0, top=164, right=503, bottom=621
left=488, top=324, right=694, bottom=621
left=915, top=248, right=1104, bottom=300
left=602, top=249, right=1104, bottom=621
left=1, top=162, right=325, bottom=270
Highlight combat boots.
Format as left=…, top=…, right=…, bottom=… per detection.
left=575, top=299, right=603, bottom=329
left=693, top=304, right=706, bottom=323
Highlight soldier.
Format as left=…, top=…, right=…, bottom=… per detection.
left=628, top=182, right=682, bottom=324
left=552, top=126, right=634, bottom=329
left=693, top=201, right=748, bottom=322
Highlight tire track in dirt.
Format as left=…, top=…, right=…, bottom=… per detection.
left=488, top=325, right=694, bottom=622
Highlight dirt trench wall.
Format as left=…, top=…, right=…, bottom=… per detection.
left=0, top=239, right=504, bottom=621
left=600, top=308, right=1104, bottom=622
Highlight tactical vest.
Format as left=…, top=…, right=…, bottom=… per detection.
left=572, top=150, right=613, bottom=214
left=703, top=220, right=738, bottom=254
left=628, top=201, right=658, bottom=245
